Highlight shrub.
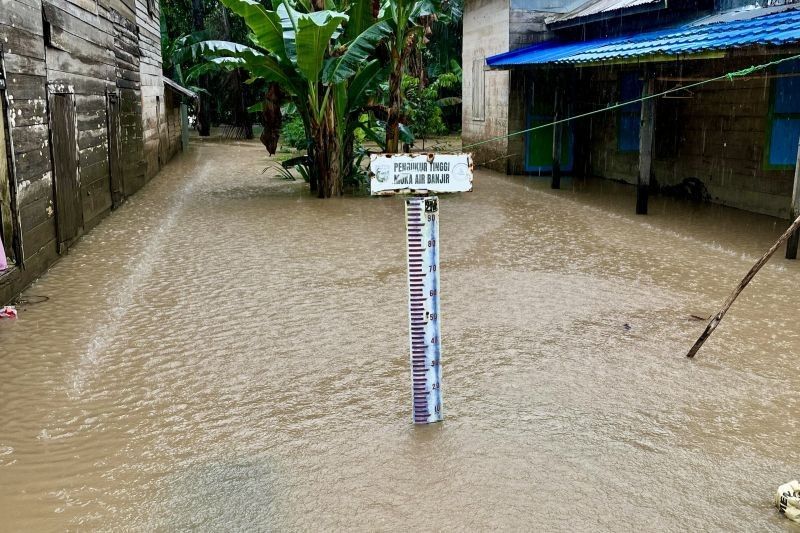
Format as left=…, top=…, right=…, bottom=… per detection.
left=280, top=112, right=308, bottom=150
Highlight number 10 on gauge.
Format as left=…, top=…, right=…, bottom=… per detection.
left=406, top=196, right=443, bottom=424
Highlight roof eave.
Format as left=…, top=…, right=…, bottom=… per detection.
left=163, top=76, right=199, bottom=101
left=490, top=49, right=730, bottom=69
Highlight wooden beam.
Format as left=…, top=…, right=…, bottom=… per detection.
left=786, top=138, right=800, bottom=259
left=637, top=76, right=655, bottom=215
left=551, top=85, right=562, bottom=190
left=688, top=211, right=800, bottom=357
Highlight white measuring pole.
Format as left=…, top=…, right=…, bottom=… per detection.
left=369, top=152, right=472, bottom=425
left=405, top=196, right=443, bottom=424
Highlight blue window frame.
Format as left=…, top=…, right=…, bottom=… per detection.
left=767, top=61, right=800, bottom=167
left=618, top=73, right=643, bottom=153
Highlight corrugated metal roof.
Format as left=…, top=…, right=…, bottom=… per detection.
left=163, top=77, right=198, bottom=100
left=487, top=7, right=800, bottom=67
left=547, top=0, right=664, bottom=26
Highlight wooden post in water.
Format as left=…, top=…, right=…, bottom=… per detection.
left=637, top=76, right=655, bottom=215
left=785, top=137, right=800, bottom=259
left=551, top=85, right=562, bottom=190
left=687, top=212, right=800, bottom=358
left=180, top=103, right=189, bottom=153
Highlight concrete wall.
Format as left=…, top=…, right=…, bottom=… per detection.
left=585, top=64, right=795, bottom=218
left=462, top=0, right=511, bottom=171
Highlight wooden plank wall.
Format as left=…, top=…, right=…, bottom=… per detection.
left=111, top=5, right=146, bottom=196
left=0, top=0, right=169, bottom=304
left=0, top=0, right=57, bottom=273
left=136, top=0, right=165, bottom=180
left=42, top=0, right=115, bottom=230
left=163, top=88, right=182, bottom=161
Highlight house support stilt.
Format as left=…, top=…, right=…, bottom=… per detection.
left=551, top=85, right=563, bottom=190
left=637, top=76, right=655, bottom=215
left=786, top=138, right=800, bottom=259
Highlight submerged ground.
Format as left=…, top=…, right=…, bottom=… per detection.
left=1, top=139, right=799, bottom=531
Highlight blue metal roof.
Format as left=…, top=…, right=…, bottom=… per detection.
left=487, top=8, right=800, bottom=67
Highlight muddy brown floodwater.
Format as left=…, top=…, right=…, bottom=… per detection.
left=1, top=139, right=800, bottom=531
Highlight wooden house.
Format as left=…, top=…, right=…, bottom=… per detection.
left=0, top=0, right=192, bottom=304
left=464, top=0, right=800, bottom=224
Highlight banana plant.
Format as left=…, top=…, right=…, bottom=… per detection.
left=160, top=17, right=211, bottom=97
left=379, top=0, right=443, bottom=152
left=197, top=0, right=391, bottom=197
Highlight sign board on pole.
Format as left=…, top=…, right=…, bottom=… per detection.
left=371, top=152, right=472, bottom=424
left=369, top=153, right=473, bottom=196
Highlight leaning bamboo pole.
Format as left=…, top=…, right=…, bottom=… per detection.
left=686, top=213, right=800, bottom=358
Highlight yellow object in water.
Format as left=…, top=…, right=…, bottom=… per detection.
left=776, top=480, right=800, bottom=523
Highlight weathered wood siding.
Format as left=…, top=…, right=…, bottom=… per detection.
left=136, top=0, right=165, bottom=179
left=42, top=0, right=115, bottom=231
left=0, top=0, right=174, bottom=304
left=1, top=0, right=56, bottom=278
left=163, top=87, right=182, bottom=161
left=111, top=7, right=146, bottom=196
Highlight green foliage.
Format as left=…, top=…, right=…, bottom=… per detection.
left=267, top=155, right=311, bottom=181
left=280, top=112, right=308, bottom=149
left=344, top=145, right=371, bottom=190
left=402, top=76, right=447, bottom=139
left=199, top=0, right=398, bottom=196
left=172, top=0, right=462, bottom=192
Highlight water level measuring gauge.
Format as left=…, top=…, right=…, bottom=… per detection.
left=406, top=196, right=443, bottom=423
left=369, top=152, right=473, bottom=425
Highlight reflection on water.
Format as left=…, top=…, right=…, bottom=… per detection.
left=1, top=140, right=799, bottom=531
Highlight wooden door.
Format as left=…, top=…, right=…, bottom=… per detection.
left=107, top=93, right=124, bottom=208
left=49, top=92, right=83, bottom=250
left=524, top=81, right=574, bottom=173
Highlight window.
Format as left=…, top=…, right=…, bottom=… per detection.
left=148, top=0, right=156, bottom=18
left=618, top=72, right=643, bottom=152
left=767, top=61, right=800, bottom=167
left=472, top=58, right=485, bottom=121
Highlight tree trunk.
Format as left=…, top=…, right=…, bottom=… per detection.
left=385, top=49, right=403, bottom=154
left=312, top=98, right=342, bottom=198
left=308, top=144, right=319, bottom=194
left=191, top=0, right=211, bottom=137
left=221, top=8, right=252, bottom=139
left=343, top=133, right=355, bottom=183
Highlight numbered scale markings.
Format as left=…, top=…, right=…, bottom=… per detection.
left=405, top=196, right=443, bottom=424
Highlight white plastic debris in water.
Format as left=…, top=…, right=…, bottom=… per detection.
left=775, top=480, right=800, bottom=523
left=0, top=306, right=17, bottom=319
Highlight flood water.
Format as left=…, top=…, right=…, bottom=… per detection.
left=1, top=139, right=799, bottom=531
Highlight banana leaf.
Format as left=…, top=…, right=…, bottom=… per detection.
left=344, top=0, right=375, bottom=41
left=291, top=7, right=349, bottom=83
left=398, top=123, right=414, bottom=144
left=322, top=20, right=392, bottom=84
left=346, top=59, right=386, bottom=108
left=219, top=0, right=286, bottom=58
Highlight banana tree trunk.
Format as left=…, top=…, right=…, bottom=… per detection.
left=385, top=48, right=403, bottom=154
left=312, top=97, right=342, bottom=198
